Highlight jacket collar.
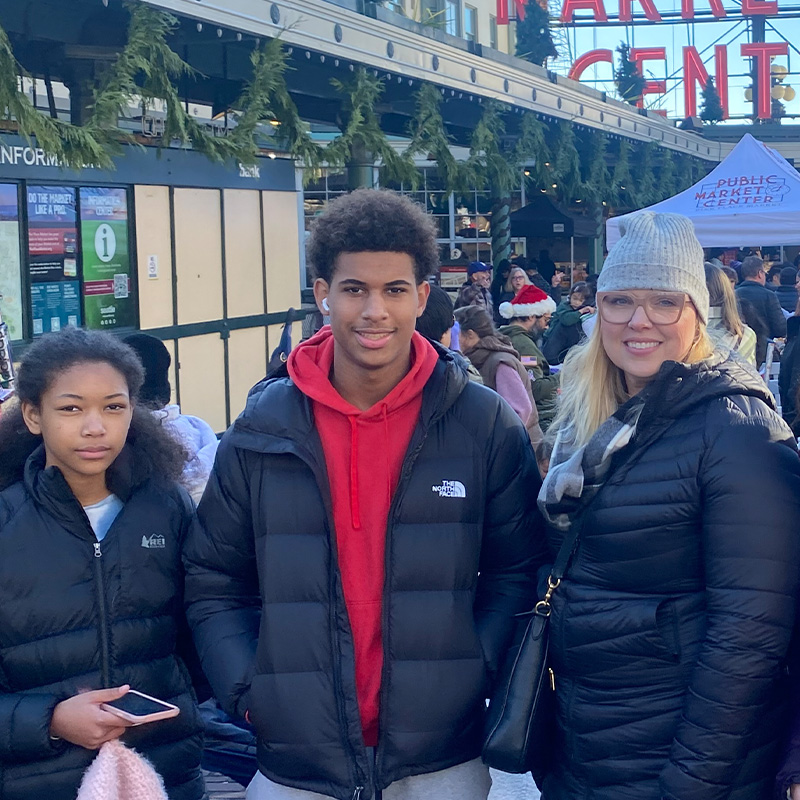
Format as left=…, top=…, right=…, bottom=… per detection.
left=24, top=443, right=148, bottom=532
left=230, top=341, right=469, bottom=456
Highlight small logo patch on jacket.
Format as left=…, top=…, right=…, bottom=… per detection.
left=141, top=534, right=166, bottom=549
left=432, top=480, right=466, bottom=498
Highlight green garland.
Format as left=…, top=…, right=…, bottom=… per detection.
left=0, top=0, right=318, bottom=170
left=404, top=83, right=462, bottom=192
left=578, top=129, right=611, bottom=206
left=611, top=139, right=636, bottom=208
left=328, top=68, right=417, bottom=186
left=658, top=148, right=677, bottom=201
left=635, top=141, right=659, bottom=207
left=551, top=120, right=583, bottom=202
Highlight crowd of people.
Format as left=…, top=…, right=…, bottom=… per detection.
left=1, top=188, right=800, bottom=800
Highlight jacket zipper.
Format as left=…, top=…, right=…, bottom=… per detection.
left=92, top=539, right=112, bottom=687
left=303, top=450, right=366, bottom=798
left=374, top=433, right=430, bottom=786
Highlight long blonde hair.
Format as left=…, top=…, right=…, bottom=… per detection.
left=504, top=267, right=531, bottom=294
left=551, top=316, right=714, bottom=448
left=705, top=263, right=743, bottom=338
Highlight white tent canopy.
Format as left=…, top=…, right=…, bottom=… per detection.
left=606, top=134, right=800, bottom=249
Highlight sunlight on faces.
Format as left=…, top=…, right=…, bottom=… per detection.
left=313, top=251, right=429, bottom=375
left=21, top=362, right=133, bottom=485
left=597, top=290, right=698, bottom=396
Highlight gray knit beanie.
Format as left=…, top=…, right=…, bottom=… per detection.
left=599, top=211, right=709, bottom=323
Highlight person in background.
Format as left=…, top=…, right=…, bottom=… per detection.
left=497, top=266, right=532, bottom=307
left=721, top=264, right=739, bottom=288
left=537, top=211, right=800, bottom=800
left=515, top=255, right=553, bottom=297
left=490, top=259, right=511, bottom=309
left=416, top=283, right=483, bottom=384
left=775, top=265, right=799, bottom=314
left=455, top=261, right=494, bottom=314
left=735, top=256, right=787, bottom=366
left=124, top=334, right=218, bottom=505
left=538, top=248, right=557, bottom=282
left=542, top=281, right=595, bottom=365
left=778, top=303, right=800, bottom=436
left=456, top=304, right=544, bottom=449
left=498, top=285, right=560, bottom=431
left=704, top=264, right=757, bottom=367
left=0, top=327, right=204, bottom=800
left=767, top=264, right=783, bottom=289
left=184, top=188, right=546, bottom=800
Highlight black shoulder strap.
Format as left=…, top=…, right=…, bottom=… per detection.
left=551, top=513, right=585, bottom=583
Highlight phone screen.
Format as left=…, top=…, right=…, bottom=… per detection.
left=104, top=692, right=173, bottom=717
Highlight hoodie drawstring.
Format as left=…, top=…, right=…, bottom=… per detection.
left=349, top=417, right=361, bottom=530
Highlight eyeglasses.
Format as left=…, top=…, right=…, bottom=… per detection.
left=597, top=291, right=689, bottom=325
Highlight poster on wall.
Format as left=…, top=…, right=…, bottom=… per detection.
left=30, top=281, right=81, bottom=336
left=0, top=184, right=22, bottom=339
left=27, top=186, right=78, bottom=283
left=80, top=187, right=134, bottom=329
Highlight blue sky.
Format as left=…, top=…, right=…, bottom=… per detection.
left=547, top=0, right=800, bottom=122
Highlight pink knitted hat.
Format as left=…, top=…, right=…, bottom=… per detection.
left=76, top=740, right=169, bottom=800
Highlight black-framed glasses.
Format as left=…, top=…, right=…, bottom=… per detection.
left=597, top=291, right=689, bottom=326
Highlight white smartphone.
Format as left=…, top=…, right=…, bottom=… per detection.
left=100, top=689, right=180, bottom=726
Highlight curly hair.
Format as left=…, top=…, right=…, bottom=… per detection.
left=0, top=327, right=187, bottom=491
left=306, top=189, right=439, bottom=285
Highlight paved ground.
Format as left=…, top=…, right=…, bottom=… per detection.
left=206, top=770, right=541, bottom=800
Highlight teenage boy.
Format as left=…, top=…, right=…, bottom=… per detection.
left=184, top=189, right=546, bottom=800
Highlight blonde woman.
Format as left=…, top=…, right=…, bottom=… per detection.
left=704, top=262, right=757, bottom=366
left=497, top=266, right=531, bottom=306
left=535, top=212, right=800, bottom=800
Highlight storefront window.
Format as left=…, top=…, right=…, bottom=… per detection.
left=0, top=184, right=23, bottom=340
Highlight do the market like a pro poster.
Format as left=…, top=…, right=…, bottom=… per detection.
left=27, top=185, right=81, bottom=336
left=80, top=187, right=133, bottom=329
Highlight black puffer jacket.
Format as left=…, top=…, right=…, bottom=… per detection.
left=0, top=447, right=204, bottom=800
left=184, top=348, right=546, bottom=800
left=542, top=357, right=800, bottom=800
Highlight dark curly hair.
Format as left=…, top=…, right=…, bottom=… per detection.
left=306, top=188, right=439, bottom=285
left=0, top=327, right=187, bottom=491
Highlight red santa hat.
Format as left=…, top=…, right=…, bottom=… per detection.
left=499, top=285, right=556, bottom=320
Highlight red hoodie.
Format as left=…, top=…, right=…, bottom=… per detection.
left=287, top=327, right=438, bottom=746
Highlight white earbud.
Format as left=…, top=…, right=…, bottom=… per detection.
left=322, top=298, right=330, bottom=312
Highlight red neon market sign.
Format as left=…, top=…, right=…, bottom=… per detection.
left=498, top=0, right=788, bottom=119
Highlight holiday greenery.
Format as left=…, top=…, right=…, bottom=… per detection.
left=657, top=148, right=677, bottom=201
left=614, top=42, right=646, bottom=106
left=699, top=77, right=724, bottom=124
left=551, top=120, right=583, bottom=202
left=515, top=0, right=558, bottom=67
left=635, top=141, right=659, bottom=207
left=404, top=83, right=463, bottom=192
left=611, top=139, right=636, bottom=207
left=578, top=129, right=611, bottom=206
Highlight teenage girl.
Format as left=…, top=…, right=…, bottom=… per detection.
left=0, top=328, right=203, bottom=800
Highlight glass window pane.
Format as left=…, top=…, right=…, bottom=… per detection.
left=464, top=5, right=477, bottom=42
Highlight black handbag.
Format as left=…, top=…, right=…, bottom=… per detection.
left=482, top=515, right=584, bottom=779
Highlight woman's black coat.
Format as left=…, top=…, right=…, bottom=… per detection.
left=0, top=447, right=204, bottom=800
left=542, top=357, right=800, bottom=800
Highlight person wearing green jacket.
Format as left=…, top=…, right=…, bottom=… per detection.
left=541, top=281, right=595, bottom=365
left=498, top=285, right=560, bottom=431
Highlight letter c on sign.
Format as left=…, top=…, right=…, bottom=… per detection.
left=568, top=49, right=613, bottom=81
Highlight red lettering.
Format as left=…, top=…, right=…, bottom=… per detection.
left=497, top=0, right=527, bottom=23
left=620, top=0, right=661, bottom=21
left=681, top=0, right=726, bottom=19
left=715, top=45, right=729, bottom=119
left=742, top=42, right=788, bottom=118
left=561, top=0, right=608, bottom=23
left=631, top=48, right=666, bottom=107
left=741, top=0, right=778, bottom=15
left=568, top=49, right=614, bottom=81
left=683, top=46, right=729, bottom=119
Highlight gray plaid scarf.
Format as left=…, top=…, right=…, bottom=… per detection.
left=538, top=395, right=646, bottom=532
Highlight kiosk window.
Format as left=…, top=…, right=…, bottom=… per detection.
left=0, top=184, right=22, bottom=340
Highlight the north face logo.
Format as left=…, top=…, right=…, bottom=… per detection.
left=432, top=480, right=466, bottom=498
left=141, top=534, right=166, bottom=549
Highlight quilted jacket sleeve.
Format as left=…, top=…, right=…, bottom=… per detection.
left=659, top=398, right=800, bottom=800
left=474, top=395, right=549, bottom=683
left=183, top=435, right=261, bottom=719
